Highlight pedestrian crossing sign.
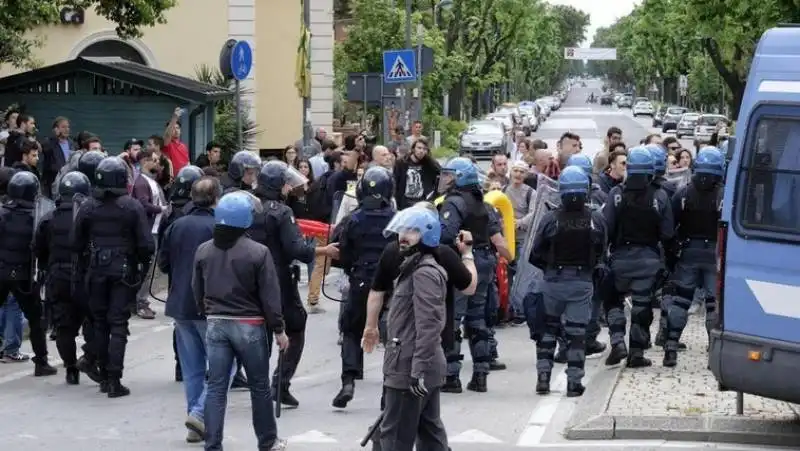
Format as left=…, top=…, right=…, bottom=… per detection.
left=383, top=49, right=417, bottom=84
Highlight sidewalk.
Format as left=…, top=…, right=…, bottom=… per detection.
left=566, top=311, right=800, bottom=447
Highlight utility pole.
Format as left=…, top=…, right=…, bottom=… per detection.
left=403, top=0, right=412, bottom=133
left=302, top=0, right=312, bottom=147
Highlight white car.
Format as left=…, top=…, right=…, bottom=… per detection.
left=632, top=101, right=654, bottom=117
left=694, top=114, right=728, bottom=142
left=518, top=106, right=539, bottom=133
left=485, top=112, right=515, bottom=132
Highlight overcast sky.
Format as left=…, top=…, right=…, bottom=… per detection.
left=546, top=0, right=640, bottom=46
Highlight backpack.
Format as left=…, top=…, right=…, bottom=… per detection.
left=306, top=171, right=332, bottom=221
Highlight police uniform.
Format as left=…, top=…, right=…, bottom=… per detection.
left=249, top=160, right=315, bottom=406
left=35, top=171, right=97, bottom=384
left=603, top=147, right=674, bottom=368
left=530, top=166, right=607, bottom=396
left=0, top=172, right=57, bottom=376
left=439, top=157, right=497, bottom=393
left=662, top=148, right=725, bottom=367
left=72, top=157, right=155, bottom=397
left=331, top=167, right=394, bottom=409
left=221, top=150, right=261, bottom=194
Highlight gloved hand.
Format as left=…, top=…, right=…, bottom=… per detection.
left=409, top=377, right=428, bottom=398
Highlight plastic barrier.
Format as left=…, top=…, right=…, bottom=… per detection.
left=496, top=258, right=509, bottom=315
left=434, top=191, right=516, bottom=260
left=297, top=219, right=331, bottom=239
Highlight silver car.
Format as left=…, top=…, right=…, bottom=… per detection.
left=676, top=112, right=700, bottom=139
left=459, top=121, right=508, bottom=159
left=694, top=114, right=728, bottom=142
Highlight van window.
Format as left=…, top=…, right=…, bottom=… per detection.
left=737, top=116, right=800, bottom=235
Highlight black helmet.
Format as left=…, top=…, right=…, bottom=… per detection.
left=93, top=156, right=128, bottom=197
left=228, top=151, right=261, bottom=181
left=170, top=165, right=204, bottom=202
left=57, top=171, right=92, bottom=201
left=257, top=160, right=307, bottom=193
left=357, top=166, right=393, bottom=208
left=8, top=171, right=40, bottom=203
left=78, top=150, right=106, bottom=182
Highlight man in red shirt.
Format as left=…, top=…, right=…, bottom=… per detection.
left=162, top=107, right=189, bottom=176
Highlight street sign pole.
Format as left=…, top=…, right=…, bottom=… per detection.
left=302, top=0, right=312, bottom=147
left=416, top=23, right=424, bottom=123
left=230, top=40, right=253, bottom=151
left=236, top=79, right=242, bottom=151
left=403, top=0, right=412, bottom=132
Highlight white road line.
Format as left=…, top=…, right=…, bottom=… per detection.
left=516, top=370, right=567, bottom=447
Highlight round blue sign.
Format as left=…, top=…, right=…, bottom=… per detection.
left=230, top=40, right=253, bottom=81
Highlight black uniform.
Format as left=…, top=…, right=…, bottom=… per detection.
left=72, top=157, right=154, bottom=397
left=249, top=160, right=315, bottom=406
left=0, top=172, right=58, bottom=376
left=221, top=151, right=261, bottom=194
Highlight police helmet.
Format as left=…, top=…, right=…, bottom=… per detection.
left=441, top=157, right=479, bottom=188
left=258, top=160, right=308, bottom=193
left=215, top=191, right=262, bottom=229
left=228, top=151, right=261, bottom=181
left=645, top=144, right=667, bottom=176
left=627, top=147, right=655, bottom=176
left=566, top=154, right=593, bottom=176
left=170, top=165, right=204, bottom=202
left=93, top=156, right=129, bottom=196
left=559, top=166, right=590, bottom=198
left=357, top=166, right=393, bottom=206
left=77, top=150, right=106, bottom=182
left=694, top=147, right=725, bottom=177
left=8, top=171, right=40, bottom=203
left=57, top=171, right=91, bottom=201
left=383, top=205, right=441, bottom=247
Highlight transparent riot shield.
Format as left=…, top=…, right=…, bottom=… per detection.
left=32, top=196, right=56, bottom=285
left=509, top=173, right=560, bottom=309
left=322, top=190, right=348, bottom=302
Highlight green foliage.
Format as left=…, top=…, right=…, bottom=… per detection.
left=432, top=146, right=457, bottom=159
left=0, top=0, right=177, bottom=68
left=424, top=115, right=468, bottom=151
left=194, top=65, right=261, bottom=162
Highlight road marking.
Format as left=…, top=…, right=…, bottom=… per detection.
left=449, top=429, right=504, bottom=443
left=287, top=430, right=338, bottom=443
left=516, top=370, right=567, bottom=447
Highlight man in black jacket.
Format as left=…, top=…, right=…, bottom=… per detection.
left=3, top=114, right=37, bottom=168
left=40, top=117, right=75, bottom=197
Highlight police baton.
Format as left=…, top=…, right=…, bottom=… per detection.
left=275, top=349, right=284, bottom=418
left=360, top=410, right=384, bottom=447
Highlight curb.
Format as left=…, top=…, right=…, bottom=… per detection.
left=564, top=365, right=800, bottom=447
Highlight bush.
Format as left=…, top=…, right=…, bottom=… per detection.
left=432, top=147, right=457, bottom=159
left=423, top=114, right=468, bottom=151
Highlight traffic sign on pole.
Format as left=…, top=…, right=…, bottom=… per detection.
left=383, top=49, right=417, bottom=84
left=231, top=40, right=253, bottom=81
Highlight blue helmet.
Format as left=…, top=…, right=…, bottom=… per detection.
left=566, top=154, right=592, bottom=176
left=215, top=191, right=262, bottom=229
left=559, top=166, right=590, bottom=197
left=694, top=147, right=725, bottom=177
left=627, top=146, right=655, bottom=176
left=383, top=205, right=441, bottom=247
left=441, top=157, right=479, bottom=187
left=645, top=144, right=667, bottom=175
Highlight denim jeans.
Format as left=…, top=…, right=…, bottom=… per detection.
left=0, top=296, right=24, bottom=354
left=204, top=318, right=278, bottom=451
left=175, top=320, right=209, bottom=421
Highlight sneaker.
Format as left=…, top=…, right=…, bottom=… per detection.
left=269, top=438, right=288, bottom=450
left=185, top=415, right=205, bottom=437
left=185, top=430, right=203, bottom=443
left=137, top=306, right=156, bottom=319
left=307, top=304, right=325, bottom=314
left=1, top=352, right=30, bottom=363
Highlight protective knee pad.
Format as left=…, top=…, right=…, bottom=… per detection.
left=674, top=285, right=695, bottom=301
left=543, top=314, right=561, bottom=336
left=631, top=302, right=653, bottom=326
left=565, top=331, right=586, bottom=350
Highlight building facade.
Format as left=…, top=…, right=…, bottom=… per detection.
left=0, top=0, right=333, bottom=151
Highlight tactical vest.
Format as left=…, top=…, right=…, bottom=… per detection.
left=251, top=199, right=292, bottom=272
left=679, top=184, right=720, bottom=240
left=47, top=205, right=75, bottom=270
left=85, top=198, right=137, bottom=255
left=548, top=208, right=595, bottom=267
left=349, top=207, right=394, bottom=281
left=0, top=204, right=34, bottom=279
left=615, top=186, right=661, bottom=248
left=447, top=190, right=490, bottom=247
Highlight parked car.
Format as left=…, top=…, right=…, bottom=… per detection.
left=635, top=97, right=650, bottom=104
left=675, top=112, right=700, bottom=139
left=694, top=114, right=728, bottom=142
left=459, top=120, right=508, bottom=159
left=540, top=96, right=561, bottom=111
left=536, top=99, right=552, bottom=118
left=617, top=95, right=633, bottom=108
left=600, top=93, right=614, bottom=105
left=632, top=100, right=655, bottom=117
left=485, top=112, right=516, bottom=133
left=661, top=106, right=688, bottom=132
left=518, top=103, right=540, bottom=134
left=652, top=104, right=668, bottom=127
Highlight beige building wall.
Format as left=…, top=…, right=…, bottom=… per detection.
left=310, top=0, right=334, bottom=134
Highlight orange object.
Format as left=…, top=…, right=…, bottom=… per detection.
left=297, top=219, right=331, bottom=239
left=497, top=258, right=509, bottom=316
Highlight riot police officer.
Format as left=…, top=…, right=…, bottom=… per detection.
left=77, top=150, right=106, bottom=183
left=35, top=171, right=96, bottom=385
left=529, top=166, right=607, bottom=397
left=249, top=160, right=338, bottom=407
left=439, top=157, right=508, bottom=393
left=646, top=144, right=678, bottom=198
left=662, top=148, right=724, bottom=367
left=603, top=147, right=674, bottom=368
left=0, top=172, right=57, bottom=377
left=221, top=150, right=261, bottom=194
left=331, top=166, right=395, bottom=409
left=567, top=154, right=607, bottom=208
left=72, top=156, right=155, bottom=397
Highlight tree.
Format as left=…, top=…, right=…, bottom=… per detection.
left=0, top=0, right=177, bottom=68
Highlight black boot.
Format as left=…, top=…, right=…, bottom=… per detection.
left=175, top=363, right=183, bottom=382
left=566, top=382, right=585, bottom=397
left=441, top=376, right=462, bottom=393
left=106, top=378, right=131, bottom=398
left=273, top=386, right=300, bottom=408
left=586, top=340, right=607, bottom=356
left=535, top=372, right=551, bottom=395
left=489, top=360, right=507, bottom=371
left=33, top=358, right=57, bottom=377
left=663, top=350, right=678, bottom=368
left=77, top=355, right=103, bottom=383
left=99, top=380, right=109, bottom=394
left=604, top=343, right=628, bottom=366
left=466, top=373, right=487, bottom=393
left=332, top=380, right=355, bottom=408
left=626, top=355, right=653, bottom=368
left=553, top=349, right=567, bottom=364
left=65, top=367, right=80, bottom=385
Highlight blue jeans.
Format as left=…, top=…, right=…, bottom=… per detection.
left=204, top=318, right=278, bottom=451
left=175, top=320, right=209, bottom=421
left=0, top=296, right=24, bottom=354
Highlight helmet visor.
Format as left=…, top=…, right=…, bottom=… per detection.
left=383, top=206, right=438, bottom=239
left=284, top=164, right=309, bottom=189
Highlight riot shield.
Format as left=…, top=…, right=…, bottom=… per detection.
left=322, top=190, right=348, bottom=302
left=32, top=196, right=56, bottom=285
left=509, top=173, right=560, bottom=310
left=72, top=193, right=89, bottom=221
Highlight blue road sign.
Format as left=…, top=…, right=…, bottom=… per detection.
left=231, top=40, right=253, bottom=81
left=383, top=49, right=417, bottom=84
